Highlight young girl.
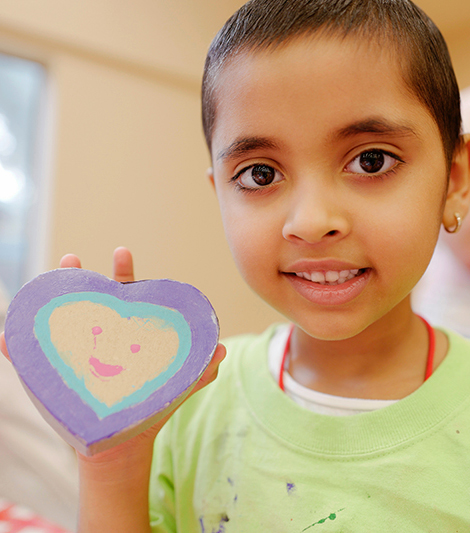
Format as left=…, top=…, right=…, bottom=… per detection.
left=3, top=0, right=470, bottom=531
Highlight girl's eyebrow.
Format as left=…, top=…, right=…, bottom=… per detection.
left=333, top=118, right=419, bottom=140
left=217, top=119, right=418, bottom=163
left=217, top=136, right=280, bottom=162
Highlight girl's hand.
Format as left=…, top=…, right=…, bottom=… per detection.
left=1, top=247, right=226, bottom=532
left=74, top=248, right=226, bottom=532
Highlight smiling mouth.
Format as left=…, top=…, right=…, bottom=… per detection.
left=292, top=268, right=367, bottom=286
left=89, top=356, right=125, bottom=378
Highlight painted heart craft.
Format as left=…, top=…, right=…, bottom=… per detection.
left=5, top=268, right=219, bottom=455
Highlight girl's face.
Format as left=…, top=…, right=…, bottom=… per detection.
left=209, top=36, right=463, bottom=341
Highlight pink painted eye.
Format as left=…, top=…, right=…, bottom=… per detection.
left=92, top=327, right=103, bottom=335
left=130, top=344, right=141, bottom=354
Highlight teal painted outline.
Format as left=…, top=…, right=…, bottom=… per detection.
left=34, top=292, right=191, bottom=418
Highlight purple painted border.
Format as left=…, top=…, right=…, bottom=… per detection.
left=5, top=269, right=219, bottom=446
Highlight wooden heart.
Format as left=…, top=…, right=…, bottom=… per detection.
left=5, top=268, right=219, bottom=455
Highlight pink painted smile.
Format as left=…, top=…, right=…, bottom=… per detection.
left=89, top=356, right=125, bottom=377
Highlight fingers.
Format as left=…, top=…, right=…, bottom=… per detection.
left=0, top=332, right=11, bottom=362
left=192, top=343, right=227, bottom=395
left=113, top=247, right=135, bottom=283
left=59, top=248, right=134, bottom=283
left=60, top=254, right=82, bottom=269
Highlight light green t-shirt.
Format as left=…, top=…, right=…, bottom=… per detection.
left=149, top=325, right=470, bottom=532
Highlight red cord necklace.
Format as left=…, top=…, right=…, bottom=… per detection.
left=278, top=316, right=435, bottom=392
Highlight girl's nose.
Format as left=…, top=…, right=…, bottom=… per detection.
left=281, top=182, right=351, bottom=244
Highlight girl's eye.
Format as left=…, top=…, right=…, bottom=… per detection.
left=345, top=149, right=402, bottom=176
left=234, top=164, right=283, bottom=189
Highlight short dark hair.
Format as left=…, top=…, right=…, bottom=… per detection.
left=202, top=0, right=462, bottom=169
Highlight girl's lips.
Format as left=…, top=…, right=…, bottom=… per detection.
left=285, top=268, right=371, bottom=306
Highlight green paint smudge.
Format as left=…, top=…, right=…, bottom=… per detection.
left=301, top=508, right=345, bottom=531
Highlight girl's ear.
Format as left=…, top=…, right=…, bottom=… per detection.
left=443, top=135, right=470, bottom=231
left=207, top=167, right=215, bottom=191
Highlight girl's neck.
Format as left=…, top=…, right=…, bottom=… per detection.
left=287, top=302, right=448, bottom=400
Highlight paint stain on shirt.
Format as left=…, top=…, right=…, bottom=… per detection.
left=287, top=482, right=296, bottom=494
left=199, top=514, right=229, bottom=533
left=301, top=508, right=345, bottom=531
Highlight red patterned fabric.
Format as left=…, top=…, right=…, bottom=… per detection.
left=0, top=499, right=71, bottom=533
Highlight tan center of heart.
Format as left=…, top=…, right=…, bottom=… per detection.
left=48, top=300, right=179, bottom=407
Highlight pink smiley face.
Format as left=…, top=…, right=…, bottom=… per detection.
left=89, top=327, right=142, bottom=378
left=48, top=301, right=180, bottom=407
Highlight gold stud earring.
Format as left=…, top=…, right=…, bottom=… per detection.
left=444, top=212, right=462, bottom=234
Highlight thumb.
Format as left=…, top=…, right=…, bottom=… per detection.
left=191, top=343, right=226, bottom=395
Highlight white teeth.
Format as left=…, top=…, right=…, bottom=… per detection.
left=309, top=271, right=324, bottom=283
left=325, top=271, right=339, bottom=282
left=295, top=269, right=362, bottom=285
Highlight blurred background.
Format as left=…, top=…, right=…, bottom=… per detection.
left=0, top=0, right=469, bottom=339
left=0, top=2, right=468, bottom=528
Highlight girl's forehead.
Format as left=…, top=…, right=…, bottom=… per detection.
left=211, top=36, right=439, bottom=156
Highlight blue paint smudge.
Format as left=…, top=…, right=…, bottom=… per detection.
left=287, top=482, right=296, bottom=494
left=199, top=514, right=229, bottom=533
left=227, top=477, right=234, bottom=486
left=214, top=515, right=229, bottom=533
